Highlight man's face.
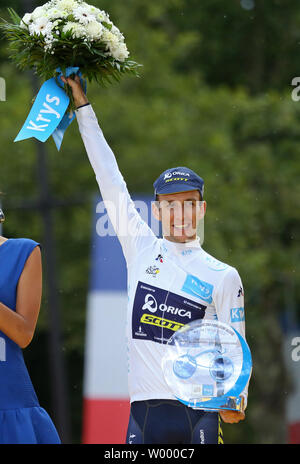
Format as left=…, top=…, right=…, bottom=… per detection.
left=152, top=190, right=206, bottom=243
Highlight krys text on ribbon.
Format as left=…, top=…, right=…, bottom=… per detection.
left=27, top=94, right=62, bottom=132
left=14, top=77, right=70, bottom=144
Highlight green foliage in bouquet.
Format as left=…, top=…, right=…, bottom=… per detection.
left=0, top=1, right=141, bottom=92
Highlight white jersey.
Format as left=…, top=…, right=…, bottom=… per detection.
left=76, top=105, right=249, bottom=407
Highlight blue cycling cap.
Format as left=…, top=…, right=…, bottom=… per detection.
left=153, top=167, right=204, bottom=200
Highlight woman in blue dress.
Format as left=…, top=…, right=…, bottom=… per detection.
left=0, top=208, right=61, bottom=444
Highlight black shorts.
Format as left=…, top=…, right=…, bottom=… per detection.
left=126, top=399, right=223, bottom=444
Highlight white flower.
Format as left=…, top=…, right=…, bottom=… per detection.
left=81, top=3, right=101, bottom=17
left=31, top=6, right=48, bottom=21
left=110, top=25, right=124, bottom=42
left=101, top=29, right=119, bottom=48
left=110, top=42, right=129, bottom=62
left=46, top=7, right=68, bottom=20
left=56, top=0, right=79, bottom=13
left=43, top=32, right=57, bottom=52
left=73, top=5, right=95, bottom=25
left=86, top=21, right=103, bottom=40
left=20, top=13, right=32, bottom=29
left=41, top=1, right=53, bottom=9
left=96, top=9, right=110, bottom=23
left=63, top=21, right=86, bottom=39
left=101, top=28, right=129, bottom=61
left=29, top=17, right=54, bottom=36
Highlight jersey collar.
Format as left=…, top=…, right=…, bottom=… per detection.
left=161, top=235, right=202, bottom=256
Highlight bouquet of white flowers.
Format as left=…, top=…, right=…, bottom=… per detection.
left=0, top=1, right=140, bottom=88
left=0, top=1, right=141, bottom=149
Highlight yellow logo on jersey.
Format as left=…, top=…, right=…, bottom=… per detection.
left=140, top=313, right=185, bottom=332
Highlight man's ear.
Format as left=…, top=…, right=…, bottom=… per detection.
left=152, top=201, right=161, bottom=222
left=200, top=200, right=207, bottom=219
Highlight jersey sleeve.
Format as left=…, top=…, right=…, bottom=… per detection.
left=213, top=267, right=251, bottom=409
left=76, top=104, right=157, bottom=265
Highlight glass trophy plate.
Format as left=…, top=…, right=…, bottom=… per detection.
left=161, top=319, right=252, bottom=412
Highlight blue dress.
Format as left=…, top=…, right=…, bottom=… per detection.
left=0, top=238, right=61, bottom=444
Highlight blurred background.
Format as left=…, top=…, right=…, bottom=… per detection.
left=0, top=0, right=299, bottom=444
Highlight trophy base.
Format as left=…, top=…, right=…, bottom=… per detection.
left=184, top=395, right=245, bottom=413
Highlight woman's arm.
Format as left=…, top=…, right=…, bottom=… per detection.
left=0, top=246, right=42, bottom=348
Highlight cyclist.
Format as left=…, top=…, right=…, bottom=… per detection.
left=63, top=75, right=249, bottom=444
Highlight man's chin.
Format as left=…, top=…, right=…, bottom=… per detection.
left=164, top=231, right=197, bottom=243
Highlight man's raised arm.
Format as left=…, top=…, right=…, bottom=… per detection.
left=63, top=76, right=156, bottom=264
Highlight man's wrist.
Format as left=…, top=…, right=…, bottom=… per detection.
left=74, top=94, right=89, bottom=108
left=76, top=102, right=90, bottom=110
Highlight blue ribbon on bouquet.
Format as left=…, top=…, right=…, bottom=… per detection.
left=14, top=67, right=87, bottom=151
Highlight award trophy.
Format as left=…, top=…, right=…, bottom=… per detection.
left=162, top=319, right=252, bottom=412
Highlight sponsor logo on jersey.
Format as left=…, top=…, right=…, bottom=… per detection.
left=205, top=255, right=228, bottom=272
left=140, top=313, right=185, bottom=332
left=181, top=249, right=193, bottom=256
left=230, top=307, right=245, bottom=323
left=132, top=282, right=207, bottom=344
left=237, top=286, right=244, bottom=297
left=182, top=275, right=214, bottom=304
left=145, top=265, right=160, bottom=277
left=134, top=325, right=148, bottom=337
left=142, top=293, right=193, bottom=319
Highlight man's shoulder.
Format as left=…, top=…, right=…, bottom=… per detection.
left=198, top=248, right=242, bottom=289
left=199, top=248, right=231, bottom=273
